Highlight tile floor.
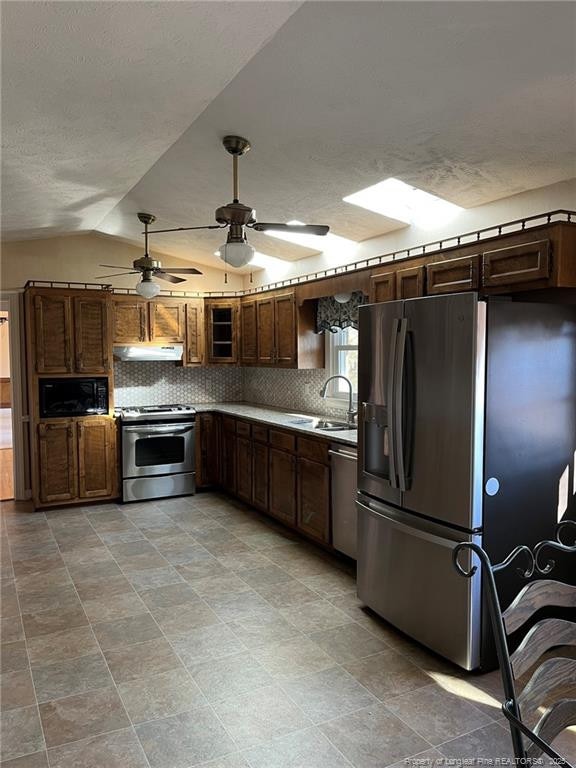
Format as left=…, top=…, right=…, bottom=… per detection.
left=1, top=492, right=574, bottom=768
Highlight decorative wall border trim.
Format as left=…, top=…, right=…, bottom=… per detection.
left=26, top=209, right=575, bottom=299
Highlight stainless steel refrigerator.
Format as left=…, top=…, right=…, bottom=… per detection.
left=357, top=292, right=576, bottom=670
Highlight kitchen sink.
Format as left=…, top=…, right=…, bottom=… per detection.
left=314, top=420, right=357, bottom=431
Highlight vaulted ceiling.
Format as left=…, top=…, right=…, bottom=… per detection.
left=2, top=1, right=575, bottom=271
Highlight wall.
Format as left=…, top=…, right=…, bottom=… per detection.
left=245, top=178, right=576, bottom=289
left=0, top=232, right=242, bottom=293
left=113, top=362, right=242, bottom=407
left=0, top=312, right=9, bottom=377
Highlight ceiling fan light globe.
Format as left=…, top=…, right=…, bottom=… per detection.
left=334, top=292, right=352, bottom=304
left=136, top=278, right=161, bottom=299
left=219, top=242, right=255, bottom=269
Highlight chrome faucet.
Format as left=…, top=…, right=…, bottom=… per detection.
left=319, top=375, right=357, bottom=426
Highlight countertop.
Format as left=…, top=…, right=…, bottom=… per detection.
left=193, top=402, right=358, bottom=447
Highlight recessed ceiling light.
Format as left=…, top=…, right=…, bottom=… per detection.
left=264, top=220, right=357, bottom=256
left=214, top=250, right=221, bottom=257
left=343, top=178, right=463, bottom=228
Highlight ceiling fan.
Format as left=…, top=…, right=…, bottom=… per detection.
left=96, top=212, right=203, bottom=298
left=147, top=135, right=330, bottom=269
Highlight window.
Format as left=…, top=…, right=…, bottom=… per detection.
left=326, top=326, right=358, bottom=402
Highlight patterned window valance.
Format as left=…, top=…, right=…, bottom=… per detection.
left=316, top=290, right=367, bottom=334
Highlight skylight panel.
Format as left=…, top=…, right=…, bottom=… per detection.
left=343, top=178, right=463, bottom=228
left=249, top=251, right=290, bottom=276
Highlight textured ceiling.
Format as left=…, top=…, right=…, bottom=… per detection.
left=1, top=1, right=301, bottom=240
left=2, top=1, right=575, bottom=272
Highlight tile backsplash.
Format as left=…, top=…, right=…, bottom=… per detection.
left=242, top=367, right=349, bottom=418
left=114, top=362, right=348, bottom=418
left=114, top=363, right=242, bottom=407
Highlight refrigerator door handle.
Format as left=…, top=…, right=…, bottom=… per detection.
left=394, top=318, right=408, bottom=491
left=387, top=319, right=399, bottom=488
left=357, top=497, right=464, bottom=550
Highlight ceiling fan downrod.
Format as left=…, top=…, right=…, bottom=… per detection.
left=222, top=135, right=251, bottom=204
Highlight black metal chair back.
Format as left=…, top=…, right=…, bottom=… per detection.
left=454, top=521, right=576, bottom=766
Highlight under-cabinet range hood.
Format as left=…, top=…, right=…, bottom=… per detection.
left=113, top=344, right=183, bottom=362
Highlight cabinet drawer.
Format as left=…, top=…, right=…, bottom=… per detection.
left=222, top=416, right=236, bottom=434
left=369, top=271, right=396, bottom=303
left=297, top=436, right=329, bottom=463
left=482, top=240, right=550, bottom=287
left=269, top=429, right=296, bottom=452
left=236, top=420, right=251, bottom=438
left=426, top=255, right=479, bottom=295
left=252, top=424, right=269, bottom=444
left=396, top=265, right=425, bottom=299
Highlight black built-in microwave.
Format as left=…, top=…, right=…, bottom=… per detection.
left=39, top=378, right=109, bottom=418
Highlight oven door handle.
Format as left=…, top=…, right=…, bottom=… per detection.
left=122, top=423, right=195, bottom=434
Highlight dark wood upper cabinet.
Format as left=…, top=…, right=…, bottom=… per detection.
left=74, top=296, right=111, bottom=373
left=369, top=270, right=396, bottom=303
left=297, top=457, right=330, bottom=544
left=256, top=296, right=275, bottom=365
left=77, top=417, right=115, bottom=499
left=31, top=289, right=112, bottom=376
left=149, top=300, right=185, bottom=343
left=240, top=300, right=258, bottom=365
left=185, top=300, right=204, bottom=365
left=274, top=293, right=297, bottom=366
left=38, top=420, right=77, bottom=503
left=251, top=291, right=321, bottom=369
left=33, top=293, right=73, bottom=373
left=112, top=298, right=148, bottom=343
left=426, top=255, right=480, bottom=295
left=205, top=299, right=239, bottom=365
left=482, top=239, right=551, bottom=287
left=396, top=265, right=425, bottom=299
left=269, top=447, right=297, bottom=526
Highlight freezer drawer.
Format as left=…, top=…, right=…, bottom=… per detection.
left=356, top=495, right=481, bottom=670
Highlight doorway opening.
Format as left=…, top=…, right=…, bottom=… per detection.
left=0, top=310, right=14, bottom=500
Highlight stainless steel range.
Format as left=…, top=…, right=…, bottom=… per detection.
left=118, top=404, right=196, bottom=502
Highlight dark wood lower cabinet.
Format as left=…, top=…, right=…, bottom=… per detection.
left=78, top=418, right=115, bottom=498
left=196, top=413, right=219, bottom=488
left=221, top=434, right=237, bottom=494
left=236, top=435, right=253, bottom=503
left=269, top=448, right=297, bottom=526
left=297, top=457, right=330, bottom=544
left=37, top=417, right=117, bottom=505
left=252, top=441, right=269, bottom=512
left=38, top=421, right=77, bottom=504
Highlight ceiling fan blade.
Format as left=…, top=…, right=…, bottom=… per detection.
left=95, top=271, right=140, bottom=278
left=147, top=224, right=225, bottom=234
left=154, top=270, right=186, bottom=284
left=162, top=268, right=203, bottom=275
left=99, top=264, right=134, bottom=270
left=251, top=223, right=329, bottom=236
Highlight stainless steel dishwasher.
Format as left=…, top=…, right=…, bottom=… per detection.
left=329, top=444, right=358, bottom=559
